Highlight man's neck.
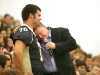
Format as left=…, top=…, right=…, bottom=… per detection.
left=23, top=20, right=35, bottom=29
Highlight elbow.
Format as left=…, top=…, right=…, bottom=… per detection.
left=14, top=50, right=18, bottom=57
left=70, top=38, right=77, bottom=50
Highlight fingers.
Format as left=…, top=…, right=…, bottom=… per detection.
left=13, top=25, right=20, bottom=33
left=45, top=42, right=55, bottom=49
left=45, top=42, right=50, bottom=49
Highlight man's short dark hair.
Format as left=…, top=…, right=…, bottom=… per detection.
left=21, top=4, right=41, bottom=21
left=0, top=55, right=10, bottom=68
left=76, top=60, right=86, bottom=68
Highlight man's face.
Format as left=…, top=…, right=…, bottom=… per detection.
left=0, top=47, right=4, bottom=55
left=32, top=10, right=41, bottom=27
left=34, top=26, right=48, bottom=40
left=91, top=66, right=100, bottom=75
left=0, top=60, right=10, bottom=72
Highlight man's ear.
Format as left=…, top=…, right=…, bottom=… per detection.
left=0, top=65, right=3, bottom=72
left=29, top=13, right=34, bottom=19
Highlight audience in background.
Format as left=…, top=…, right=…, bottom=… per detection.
left=0, top=13, right=100, bottom=75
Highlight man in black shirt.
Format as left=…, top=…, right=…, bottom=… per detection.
left=13, top=4, right=44, bottom=75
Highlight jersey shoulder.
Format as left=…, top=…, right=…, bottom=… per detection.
left=14, top=26, right=33, bottom=46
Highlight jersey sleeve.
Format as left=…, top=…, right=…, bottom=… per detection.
left=13, top=27, right=32, bottom=46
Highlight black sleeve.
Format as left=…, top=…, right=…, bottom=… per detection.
left=55, top=28, right=77, bottom=54
left=13, top=27, right=32, bottom=46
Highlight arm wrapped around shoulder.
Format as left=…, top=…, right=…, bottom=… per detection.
left=55, top=28, right=77, bottom=54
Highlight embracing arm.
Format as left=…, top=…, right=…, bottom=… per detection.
left=55, top=28, right=77, bottom=54
left=45, top=28, right=77, bottom=54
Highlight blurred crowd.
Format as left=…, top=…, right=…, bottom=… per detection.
left=70, top=45, right=100, bottom=75
left=0, top=13, right=100, bottom=75
left=0, top=14, right=21, bottom=75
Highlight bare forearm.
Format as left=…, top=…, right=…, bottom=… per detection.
left=13, top=39, right=26, bottom=75
left=14, top=53, right=23, bottom=75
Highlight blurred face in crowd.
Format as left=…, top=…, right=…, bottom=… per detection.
left=7, top=28, right=12, bottom=37
left=7, top=38, right=13, bottom=48
left=79, top=52, right=86, bottom=61
left=77, top=65, right=86, bottom=73
left=93, top=59, right=100, bottom=65
left=0, top=30, right=7, bottom=37
left=4, top=16, right=11, bottom=24
left=91, top=66, right=100, bottom=75
left=34, top=25, right=49, bottom=40
left=0, top=47, right=4, bottom=55
left=0, top=60, right=10, bottom=73
left=85, top=58, right=93, bottom=68
left=9, top=17, right=14, bottom=25
left=5, top=54, right=11, bottom=65
left=13, top=21, right=20, bottom=28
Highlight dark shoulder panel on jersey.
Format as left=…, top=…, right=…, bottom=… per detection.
left=13, top=26, right=33, bottom=46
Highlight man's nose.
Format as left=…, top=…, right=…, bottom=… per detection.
left=40, top=17, right=42, bottom=20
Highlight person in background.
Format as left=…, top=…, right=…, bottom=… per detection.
left=0, top=27, right=7, bottom=37
left=0, top=43, right=4, bottom=55
left=0, top=55, right=10, bottom=73
left=3, top=36, right=13, bottom=53
left=4, top=52, right=14, bottom=70
left=13, top=20, right=21, bottom=28
left=86, top=64, right=100, bottom=75
left=92, top=56, right=100, bottom=65
left=85, top=54, right=93, bottom=72
left=3, top=14, right=11, bottom=25
left=0, top=35, right=4, bottom=47
left=5, top=26, right=13, bottom=37
left=75, top=60, right=87, bottom=75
